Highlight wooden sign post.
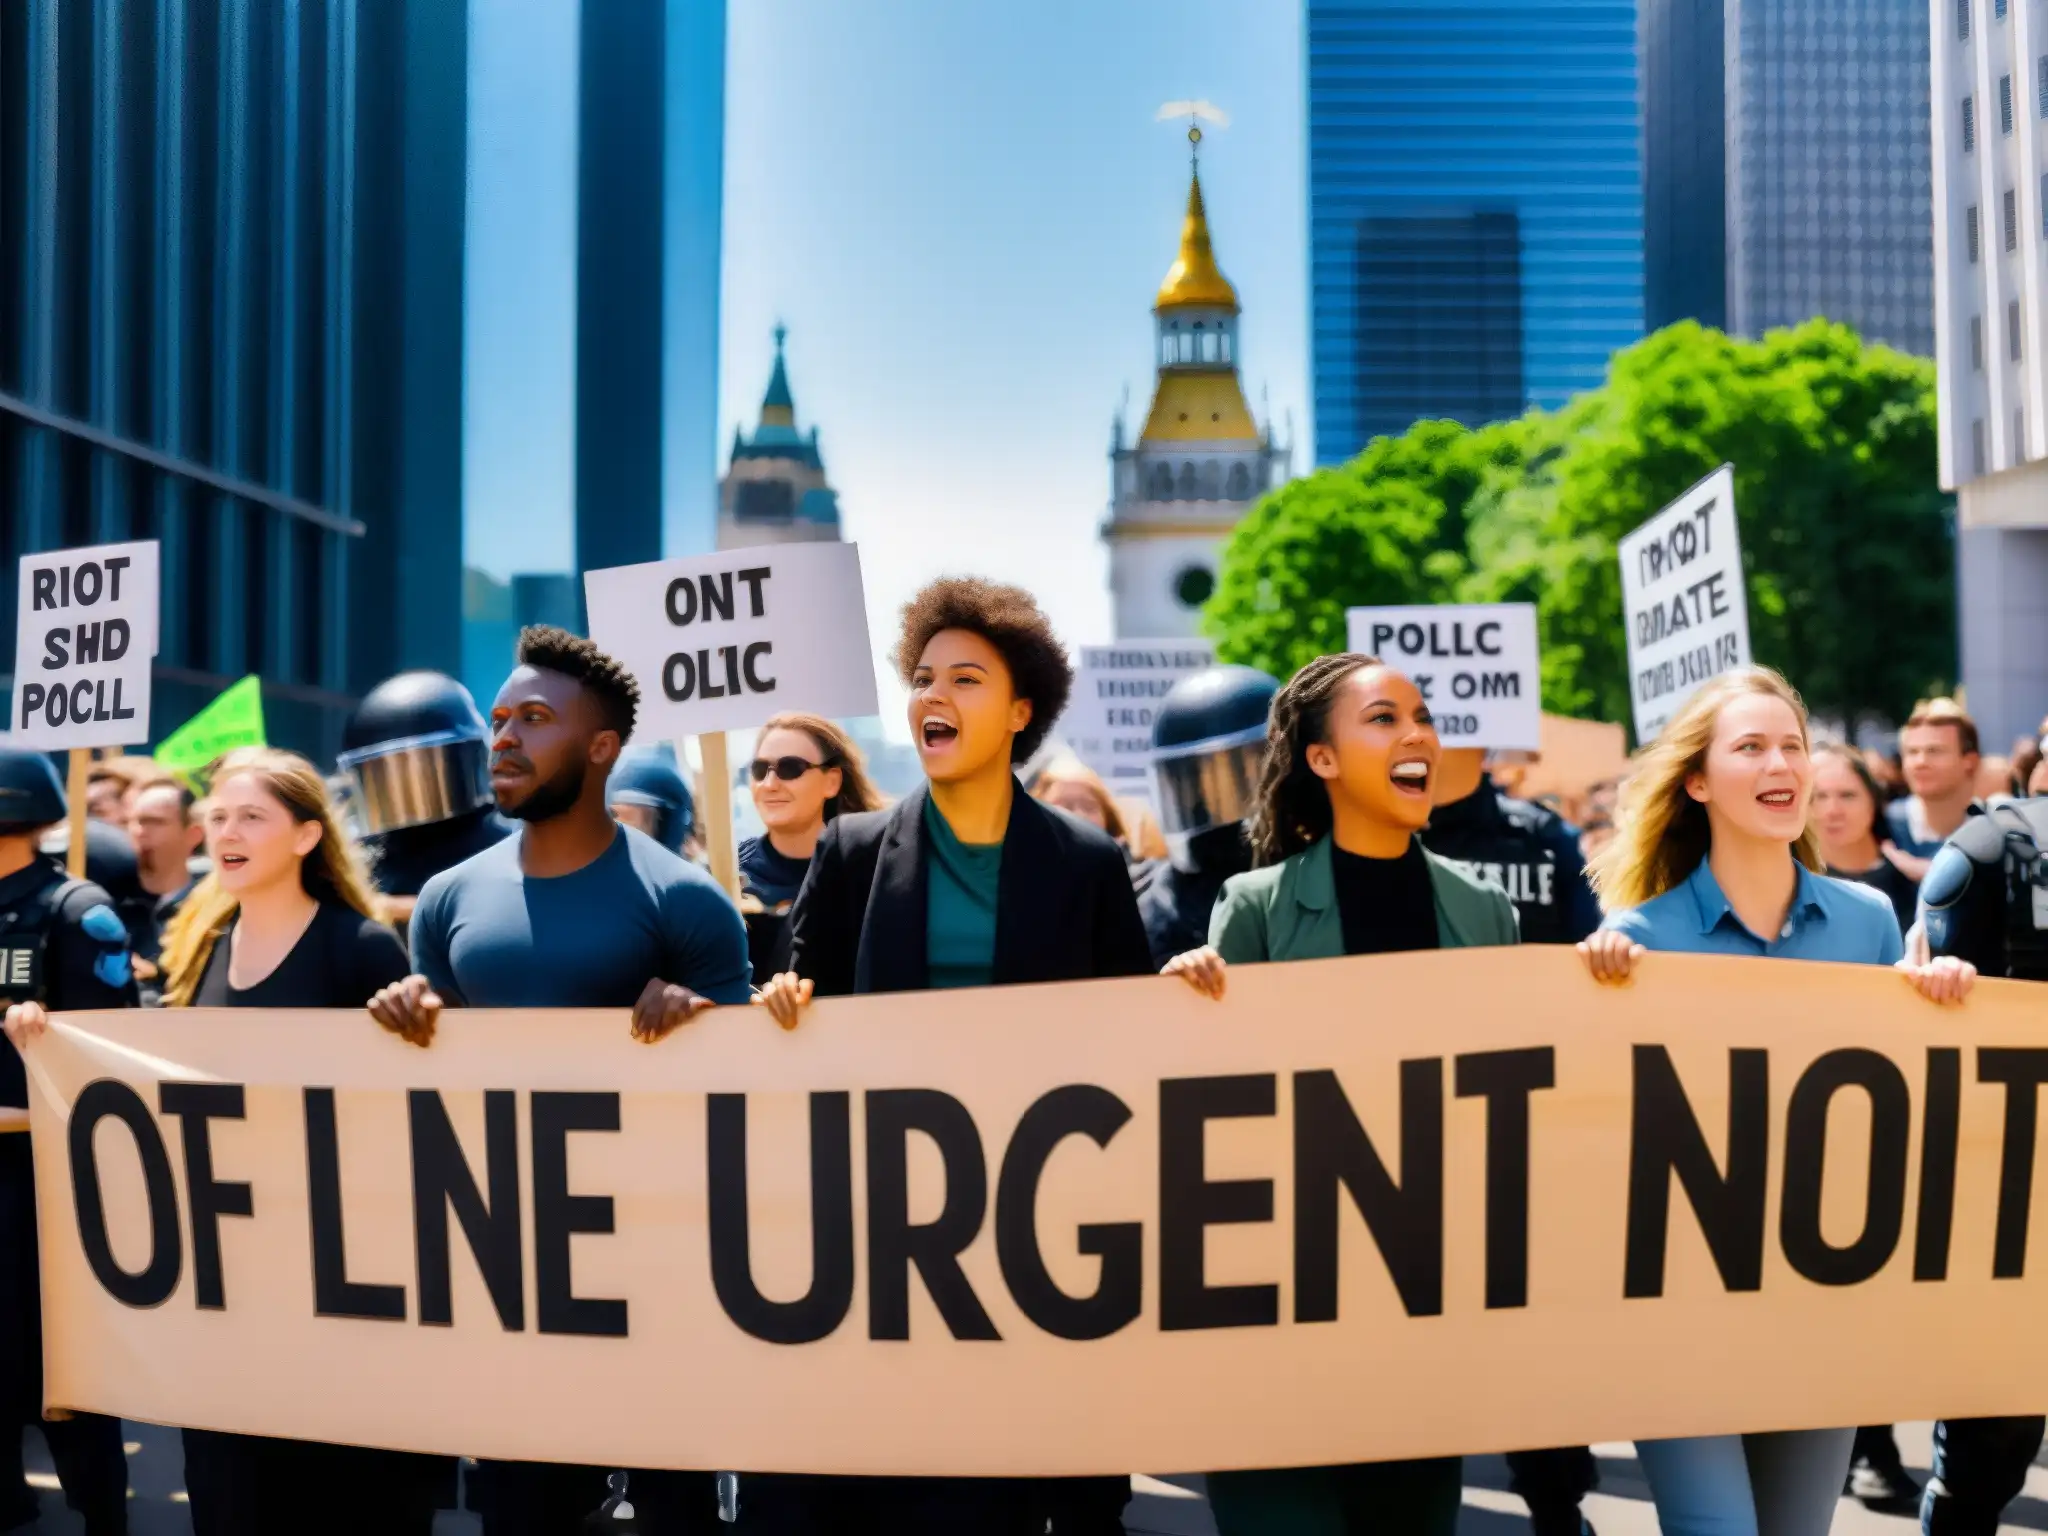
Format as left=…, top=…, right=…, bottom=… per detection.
left=64, top=748, right=90, bottom=877
left=695, top=731, right=740, bottom=902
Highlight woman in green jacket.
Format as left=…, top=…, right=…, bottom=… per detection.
left=1165, top=651, right=1516, bottom=1536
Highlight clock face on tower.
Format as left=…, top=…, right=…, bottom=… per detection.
left=1175, top=564, right=1216, bottom=609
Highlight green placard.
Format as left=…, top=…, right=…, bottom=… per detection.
left=154, top=675, right=266, bottom=784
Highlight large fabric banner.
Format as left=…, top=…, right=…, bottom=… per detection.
left=23, top=951, right=2048, bottom=1476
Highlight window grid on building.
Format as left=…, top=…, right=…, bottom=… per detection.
left=1310, top=1, right=1643, bottom=462
left=1996, top=0, right=2008, bottom=21
left=2006, top=190, right=2020, bottom=251
left=1974, top=418, right=1988, bottom=474
left=1969, top=204, right=1982, bottom=262
left=2017, top=409, right=2028, bottom=457
left=1965, top=95, right=1978, bottom=151
left=2011, top=300, right=2024, bottom=361
left=2002, top=76, right=2015, bottom=134
left=2039, top=55, right=2048, bottom=117
left=1961, top=0, right=1973, bottom=38
left=1973, top=314, right=1986, bottom=370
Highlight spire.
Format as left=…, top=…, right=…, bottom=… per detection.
left=760, top=323, right=795, bottom=427
left=1155, top=125, right=1238, bottom=312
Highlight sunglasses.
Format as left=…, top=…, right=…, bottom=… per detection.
left=749, top=755, right=833, bottom=784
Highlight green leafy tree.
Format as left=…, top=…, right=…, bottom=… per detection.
left=1211, top=320, right=1956, bottom=732
left=1201, top=420, right=1516, bottom=681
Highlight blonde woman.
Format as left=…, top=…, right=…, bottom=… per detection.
left=159, top=751, right=440, bottom=1534
left=1579, top=669, right=1972, bottom=1536
left=1029, top=755, right=1129, bottom=844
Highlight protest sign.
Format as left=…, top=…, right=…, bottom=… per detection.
left=1617, top=465, right=1750, bottom=743
left=153, top=675, right=266, bottom=785
left=1061, top=641, right=1215, bottom=804
left=1346, top=604, right=1541, bottom=750
left=585, top=543, right=880, bottom=896
left=27, top=953, right=2045, bottom=1477
left=583, top=543, right=879, bottom=739
left=10, top=541, right=160, bottom=749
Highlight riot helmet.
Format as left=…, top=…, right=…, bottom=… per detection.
left=337, top=672, right=493, bottom=835
left=609, top=747, right=695, bottom=855
left=1150, top=664, right=1279, bottom=872
left=0, top=749, right=68, bottom=833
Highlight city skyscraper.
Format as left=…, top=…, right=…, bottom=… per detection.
left=0, top=0, right=468, bottom=757
left=1642, top=0, right=1936, bottom=355
left=1305, top=0, right=1644, bottom=466
left=1932, top=0, right=2048, bottom=751
left=458, top=0, right=726, bottom=708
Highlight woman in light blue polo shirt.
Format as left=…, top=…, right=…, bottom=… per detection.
left=1579, top=666, right=1974, bottom=1536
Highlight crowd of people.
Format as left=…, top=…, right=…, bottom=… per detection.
left=1, top=571, right=2044, bottom=1536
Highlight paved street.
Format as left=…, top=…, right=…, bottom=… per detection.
left=16, top=1421, right=2048, bottom=1533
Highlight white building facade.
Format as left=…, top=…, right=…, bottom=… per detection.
left=1103, top=149, right=1287, bottom=640
left=1932, top=0, right=2048, bottom=749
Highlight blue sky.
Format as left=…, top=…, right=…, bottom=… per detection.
left=463, top=0, right=1310, bottom=717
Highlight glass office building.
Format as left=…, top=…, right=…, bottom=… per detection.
left=4, top=0, right=725, bottom=756
left=459, top=0, right=726, bottom=710
left=1643, top=0, right=1935, bottom=356
left=1307, top=0, right=1645, bottom=465
left=1, top=0, right=467, bottom=757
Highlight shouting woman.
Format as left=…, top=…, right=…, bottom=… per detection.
left=1579, top=668, right=1971, bottom=1536
left=1163, top=652, right=1517, bottom=1536
left=750, top=577, right=1151, bottom=1535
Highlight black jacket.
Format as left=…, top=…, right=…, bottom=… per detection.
left=788, top=780, right=1154, bottom=996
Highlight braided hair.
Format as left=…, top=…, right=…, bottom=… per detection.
left=1247, top=653, right=1379, bottom=867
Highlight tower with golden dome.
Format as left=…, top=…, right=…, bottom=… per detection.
left=1103, top=131, right=1287, bottom=638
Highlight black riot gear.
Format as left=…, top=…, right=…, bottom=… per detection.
left=1, top=812, right=136, bottom=1533
left=339, top=672, right=494, bottom=835
left=0, top=751, right=67, bottom=832
left=1420, top=774, right=1602, bottom=946
left=608, top=749, right=695, bottom=856
left=1149, top=665, right=1278, bottom=872
left=1919, top=798, right=2048, bottom=981
left=340, top=673, right=511, bottom=897
left=1917, top=795, right=2048, bottom=1535
left=1133, top=666, right=1278, bottom=968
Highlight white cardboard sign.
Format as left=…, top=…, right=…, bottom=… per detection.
left=1062, top=640, right=1216, bottom=804
left=1346, top=603, right=1541, bottom=750
left=583, top=542, right=880, bottom=737
left=11, top=540, right=160, bottom=749
left=1617, top=465, right=1750, bottom=744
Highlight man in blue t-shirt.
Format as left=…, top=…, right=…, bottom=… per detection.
left=367, top=626, right=749, bottom=1536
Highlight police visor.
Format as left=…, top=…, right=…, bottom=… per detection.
left=336, top=729, right=492, bottom=835
left=1151, top=722, right=1266, bottom=843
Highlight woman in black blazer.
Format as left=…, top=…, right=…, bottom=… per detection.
left=751, top=577, right=1151, bottom=1536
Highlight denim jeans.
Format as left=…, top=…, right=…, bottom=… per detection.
left=1636, top=1429, right=1854, bottom=1536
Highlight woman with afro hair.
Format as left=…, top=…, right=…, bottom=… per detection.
left=750, top=577, right=1151, bottom=1535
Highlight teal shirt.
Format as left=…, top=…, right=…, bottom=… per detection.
left=923, top=796, right=1002, bottom=989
